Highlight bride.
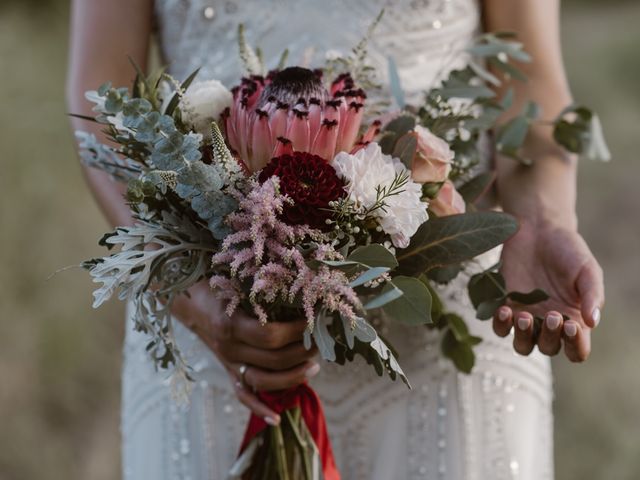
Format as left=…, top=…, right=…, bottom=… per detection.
left=67, top=0, right=604, bottom=478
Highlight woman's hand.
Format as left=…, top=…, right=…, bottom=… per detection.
left=172, top=281, right=320, bottom=425
left=493, top=220, right=604, bottom=362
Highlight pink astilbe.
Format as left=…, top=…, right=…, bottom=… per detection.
left=209, top=177, right=362, bottom=327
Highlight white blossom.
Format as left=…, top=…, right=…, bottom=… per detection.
left=179, top=79, right=233, bottom=137
left=331, top=142, right=428, bottom=248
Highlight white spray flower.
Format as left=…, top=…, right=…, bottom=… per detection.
left=179, top=79, right=233, bottom=137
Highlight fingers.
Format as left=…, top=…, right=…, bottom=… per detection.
left=562, top=320, right=591, bottom=362
left=493, top=306, right=513, bottom=337
left=537, top=311, right=563, bottom=356
left=513, top=311, right=535, bottom=356
left=216, top=340, right=318, bottom=371
left=230, top=360, right=320, bottom=392
left=576, top=260, right=605, bottom=328
left=232, top=313, right=309, bottom=349
left=231, top=377, right=281, bottom=426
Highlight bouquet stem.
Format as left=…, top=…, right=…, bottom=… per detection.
left=229, top=384, right=340, bottom=480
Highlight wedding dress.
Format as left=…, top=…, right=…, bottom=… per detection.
left=121, top=1, right=554, bottom=479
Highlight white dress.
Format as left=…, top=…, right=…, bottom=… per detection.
left=121, top=1, right=554, bottom=479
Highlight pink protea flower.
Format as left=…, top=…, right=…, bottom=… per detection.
left=223, top=67, right=368, bottom=171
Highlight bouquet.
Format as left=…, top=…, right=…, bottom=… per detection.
left=75, top=22, right=608, bottom=480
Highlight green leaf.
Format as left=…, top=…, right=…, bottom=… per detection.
left=387, top=56, right=406, bottom=109
left=347, top=244, right=399, bottom=269
left=436, top=79, right=495, bottom=100
left=496, top=115, right=529, bottom=160
left=488, top=57, right=528, bottom=82
left=419, top=275, right=445, bottom=324
left=383, top=115, right=416, bottom=138
left=165, top=68, right=201, bottom=116
left=425, top=264, right=462, bottom=284
left=476, top=298, right=506, bottom=320
left=441, top=330, right=475, bottom=374
left=363, top=286, right=403, bottom=310
left=553, top=105, right=611, bottom=162
left=381, top=276, right=433, bottom=325
left=392, top=133, right=418, bottom=169
left=506, top=289, right=550, bottom=305
left=468, top=271, right=506, bottom=308
left=457, top=171, right=496, bottom=204
left=397, top=212, right=519, bottom=275
left=349, top=266, right=390, bottom=287
left=446, top=313, right=470, bottom=341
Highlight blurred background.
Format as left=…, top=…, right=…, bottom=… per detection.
left=0, top=1, right=638, bottom=479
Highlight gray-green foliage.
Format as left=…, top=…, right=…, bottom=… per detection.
left=418, top=32, right=610, bottom=174
left=82, top=210, right=217, bottom=385
left=92, top=85, right=238, bottom=239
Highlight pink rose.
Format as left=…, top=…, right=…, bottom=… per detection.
left=429, top=180, right=466, bottom=217
left=411, top=125, right=453, bottom=184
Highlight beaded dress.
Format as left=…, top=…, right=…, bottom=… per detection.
left=121, top=1, right=554, bottom=479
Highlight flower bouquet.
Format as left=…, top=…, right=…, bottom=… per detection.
left=75, top=23, right=607, bottom=480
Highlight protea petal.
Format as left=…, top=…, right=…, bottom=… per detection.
left=337, top=101, right=364, bottom=153
left=286, top=109, right=311, bottom=152
left=311, top=119, right=339, bottom=160
left=250, top=110, right=273, bottom=171
left=269, top=103, right=289, bottom=144
left=308, top=99, right=323, bottom=142
left=274, top=137, right=294, bottom=157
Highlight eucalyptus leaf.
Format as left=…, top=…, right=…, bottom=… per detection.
left=312, top=313, right=336, bottom=362
left=507, top=289, right=550, bottom=305
left=397, top=212, right=518, bottom=275
left=363, top=286, right=403, bottom=310
left=349, top=266, right=390, bottom=287
left=457, top=171, right=496, bottom=204
left=383, top=115, right=416, bottom=138
left=381, top=276, right=433, bottom=325
left=441, top=330, right=475, bottom=374
left=468, top=271, right=506, bottom=308
left=347, top=244, right=398, bottom=269
left=476, top=298, right=506, bottom=320
left=392, top=133, right=418, bottom=169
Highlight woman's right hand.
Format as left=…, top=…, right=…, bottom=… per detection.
left=172, top=281, right=320, bottom=426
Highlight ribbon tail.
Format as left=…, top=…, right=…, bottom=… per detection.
left=236, top=383, right=341, bottom=480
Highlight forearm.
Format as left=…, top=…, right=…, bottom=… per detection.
left=484, top=0, right=579, bottom=229
left=66, top=0, right=153, bottom=228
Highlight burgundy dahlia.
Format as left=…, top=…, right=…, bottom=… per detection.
left=258, top=152, right=346, bottom=230
left=224, top=67, right=367, bottom=172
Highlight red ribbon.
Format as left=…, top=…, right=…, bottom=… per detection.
left=239, top=383, right=340, bottom=480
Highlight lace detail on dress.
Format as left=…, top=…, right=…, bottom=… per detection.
left=154, top=0, right=479, bottom=96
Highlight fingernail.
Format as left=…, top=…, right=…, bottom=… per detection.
left=498, top=308, right=510, bottom=322
left=592, top=308, right=601, bottom=328
left=517, top=315, right=530, bottom=331
left=264, top=415, right=280, bottom=426
left=546, top=313, right=562, bottom=330
left=564, top=322, right=577, bottom=337
left=305, top=363, right=320, bottom=378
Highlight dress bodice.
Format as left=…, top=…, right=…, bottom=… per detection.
left=154, top=0, right=480, bottom=96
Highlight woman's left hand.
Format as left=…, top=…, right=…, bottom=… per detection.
left=493, top=220, right=605, bottom=362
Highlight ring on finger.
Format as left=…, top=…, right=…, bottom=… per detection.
left=238, top=364, right=249, bottom=387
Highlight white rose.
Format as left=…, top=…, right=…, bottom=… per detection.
left=179, top=79, right=233, bottom=137
left=331, top=142, right=428, bottom=248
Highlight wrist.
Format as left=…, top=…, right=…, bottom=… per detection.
left=497, top=128, right=579, bottom=232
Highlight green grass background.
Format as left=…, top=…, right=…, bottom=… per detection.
left=0, top=2, right=639, bottom=479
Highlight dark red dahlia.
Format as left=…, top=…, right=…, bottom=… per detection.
left=258, top=152, right=346, bottom=230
